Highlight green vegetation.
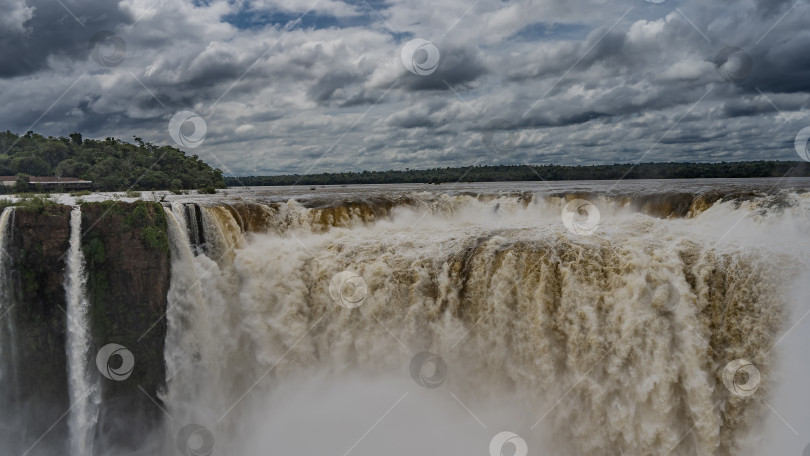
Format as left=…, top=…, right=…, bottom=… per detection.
left=15, top=195, right=58, bottom=212
left=81, top=200, right=170, bottom=254
left=89, top=200, right=128, bottom=215
left=142, top=225, right=169, bottom=252
left=197, top=186, right=217, bottom=194
left=122, top=201, right=151, bottom=229
left=227, top=161, right=810, bottom=186
left=0, top=130, right=226, bottom=192
left=2, top=194, right=61, bottom=214
left=84, top=237, right=106, bottom=264
left=82, top=232, right=109, bottom=324
left=120, top=201, right=169, bottom=253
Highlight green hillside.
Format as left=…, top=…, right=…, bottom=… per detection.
left=0, top=131, right=225, bottom=192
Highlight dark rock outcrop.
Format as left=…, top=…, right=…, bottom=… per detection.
left=81, top=201, right=170, bottom=454
left=5, top=205, right=72, bottom=456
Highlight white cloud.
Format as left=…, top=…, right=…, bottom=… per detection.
left=0, top=0, right=807, bottom=174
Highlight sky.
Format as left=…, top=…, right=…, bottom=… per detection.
left=0, top=0, right=808, bottom=176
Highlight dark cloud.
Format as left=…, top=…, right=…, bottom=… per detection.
left=400, top=46, right=487, bottom=91
left=0, top=0, right=808, bottom=174
left=743, top=36, right=810, bottom=94
left=307, top=71, right=360, bottom=104
left=752, top=0, right=795, bottom=17
left=0, top=0, right=133, bottom=78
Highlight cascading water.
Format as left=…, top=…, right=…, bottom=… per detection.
left=157, top=183, right=810, bottom=456
left=1, top=180, right=807, bottom=456
left=0, top=207, right=19, bottom=443
left=64, top=207, right=100, bottom=456
left=163, top=207, right=209, bottom=421
left=0, top=207, right=16, bottom=381
left=162, top=206, right=252, bottom=448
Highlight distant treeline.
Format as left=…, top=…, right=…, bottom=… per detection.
left=0, top=131, right=226, bottom=192
left=226, top=161, right=810, bottom=186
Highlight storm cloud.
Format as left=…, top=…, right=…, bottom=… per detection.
left=0, top=0, right=808, bottom=175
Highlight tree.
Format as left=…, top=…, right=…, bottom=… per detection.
left=14, top=173, right=30, bottom=193
left=0, top=131, right=226, bottom=192
left=12, top=155, right=50, bottom=175
left=224, top=161, right=810, bottom=186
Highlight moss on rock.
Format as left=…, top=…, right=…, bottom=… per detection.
left=80, top=201, right=171, bottom=451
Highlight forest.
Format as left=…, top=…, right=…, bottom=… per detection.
left=226, top=161, right=810, bottom=186
left=0, top=131, right=225, bottom=192
left=4, top=130, right=808, bottom=191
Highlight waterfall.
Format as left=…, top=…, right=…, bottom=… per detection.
left=155, top=188, right=810, bottom=456
left=162, top=207, right=233, bottom=439
left=0, top=183, right=805, bottom=456
left=198, top=205, right=243, bottom=264
left=0, top=207, right=19, bottom=444
left=64, top=207, right=99, bottom=456
left=170, top=202, right=189, bottom=236
left=175, top=203, right=205, bottom=256
left=162, top=207, right=207, bottom=393
left=0, top=207, right=17, bottom=384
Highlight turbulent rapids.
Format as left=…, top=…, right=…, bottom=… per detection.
left=160, top=180, right=808, bottom=456
left=2, top=179, right=810, bottom=456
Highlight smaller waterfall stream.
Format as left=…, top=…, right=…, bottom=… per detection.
left=65, top=207, right=99, bottom=456
left=0, top=207, right=17, bottom=386
left=0, top=207, right=19, bottom=445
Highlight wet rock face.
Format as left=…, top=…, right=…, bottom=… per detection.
left=81, top=201, right=170, bottom=454
left=0, top=202, right=171, bottom=455
left=5, top=205, right=72, bottom=455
